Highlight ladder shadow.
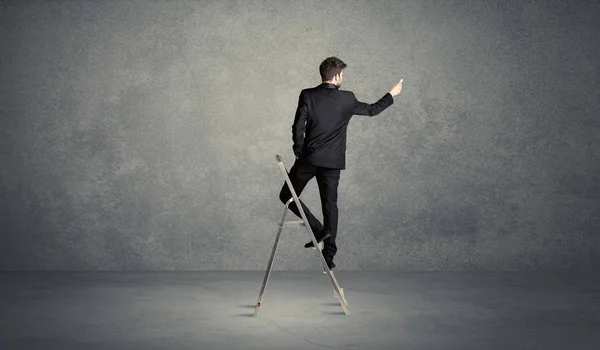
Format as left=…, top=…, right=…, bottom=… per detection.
left=322, top=311, right=346, bottom=316
left=323, top=302, right=340, bottom=306
left=236, top=304, right=257, bottom=317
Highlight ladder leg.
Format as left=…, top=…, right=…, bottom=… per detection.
left=254, top=207, right=288, bottom=317
left=304, top=224, right=350, bottom=314
left=292, top=198, right=350, bottom=314
left=329, top=272, right=348, bottom=307
left=317, top=251, right=350, bottom=313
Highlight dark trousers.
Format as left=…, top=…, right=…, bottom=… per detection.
left=278, top=158, right=341, bottom=258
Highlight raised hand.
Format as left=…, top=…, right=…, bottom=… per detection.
left=389, top=79, right=403, bottom=96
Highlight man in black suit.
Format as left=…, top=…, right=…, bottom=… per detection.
left=279, top=57, right=403, bottom=270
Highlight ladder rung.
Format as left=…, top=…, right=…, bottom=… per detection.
left=282, top=220, right=305, bottom=225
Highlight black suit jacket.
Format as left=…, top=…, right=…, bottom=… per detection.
left=292, top=83, right=394, bottom=169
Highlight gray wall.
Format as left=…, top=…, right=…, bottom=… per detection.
left=1, top=0, right=599, bottom=271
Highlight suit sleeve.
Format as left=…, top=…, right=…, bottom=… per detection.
left=292, top=90, right=308, bottom=157
left=353, top=92, right=394, bottom=117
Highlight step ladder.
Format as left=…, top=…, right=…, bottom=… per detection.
left=253, top=154, right=349, bottom=317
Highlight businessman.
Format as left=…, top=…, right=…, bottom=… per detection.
left=279, top=57, right=403, bottom=270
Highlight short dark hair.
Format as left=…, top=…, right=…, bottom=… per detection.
left=319, top=57, right=347, bottom=81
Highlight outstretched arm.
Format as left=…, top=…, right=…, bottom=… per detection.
left=292, top=90, right=308, bottom=157
left=353, top=79, right=403, bottom=116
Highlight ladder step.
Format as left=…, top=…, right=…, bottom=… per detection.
left=282, top=220, right=305, bottom=225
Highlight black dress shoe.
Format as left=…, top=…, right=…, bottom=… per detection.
left=325, top=259, right=336, bottom=270
left=304, top=229, right=331, bottom=248
left=321, top=250, right=336, bottom=270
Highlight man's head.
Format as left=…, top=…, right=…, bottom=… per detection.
left=320, top=57, right=347, bottom=88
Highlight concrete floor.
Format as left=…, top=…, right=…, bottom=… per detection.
left=1, top=271, right=599, bottom=350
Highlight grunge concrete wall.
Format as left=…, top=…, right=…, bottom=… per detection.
left=1, top=0, right=599, bottom=270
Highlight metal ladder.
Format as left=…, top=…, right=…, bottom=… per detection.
left=253, top=154, right=349, bottom=317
